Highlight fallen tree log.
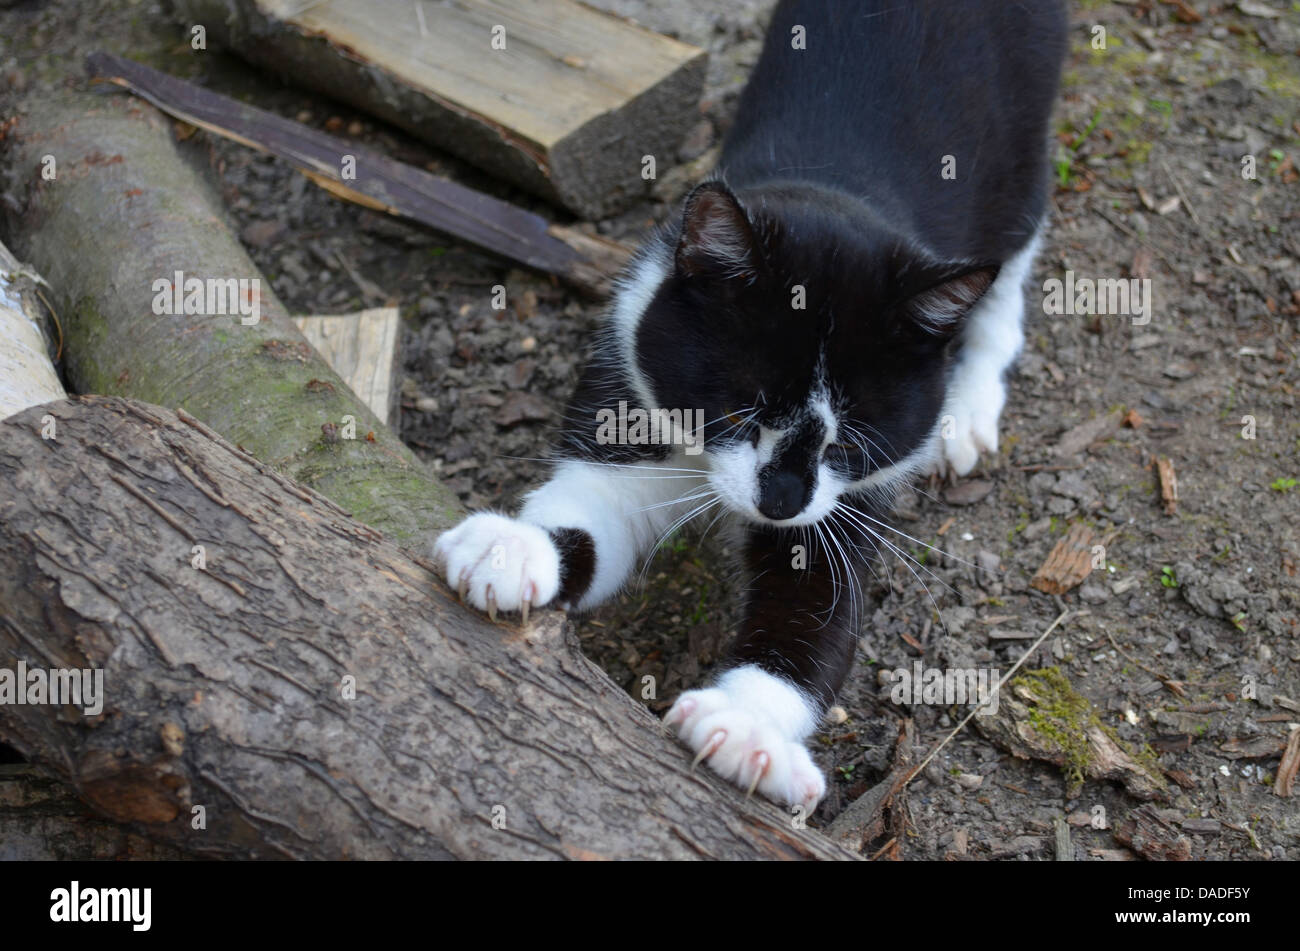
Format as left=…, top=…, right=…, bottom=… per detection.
left=173, top=0, right=708, bottom=218
left=0, top=396, right=854, bottom=860
left=0, top=88, right=460, bottom=549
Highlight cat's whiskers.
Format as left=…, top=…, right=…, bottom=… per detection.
left=844, top=505, right=978, bottom=570
left=831, top=503, right=952, bottom=632
left=632, top=489, right=715, bottom=515
left=637, top=494, right=723, bottom=588
left=809, top=520, right=842, bottom=622
left=832, top=516, right=867, bottom=622
left=829, top=508, right=892, bottom=597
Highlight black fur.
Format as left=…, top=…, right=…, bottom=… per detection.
left=552, top=0, right=1067, bottom=708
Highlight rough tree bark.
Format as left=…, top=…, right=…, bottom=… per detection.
left=0, top=397, right=854, bottom=860
left=1, top=88, right=460, bottom=550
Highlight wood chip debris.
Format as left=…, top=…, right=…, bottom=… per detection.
left=1155, top=456, right=1178, bottom=515
left=1031, top=522, right=1100, bottom=596
left=1277, top=727, right=1300, bottom=798
left=824, top=718, right=914, bottom=856
left=1113, top=804, right=1192, bottom=860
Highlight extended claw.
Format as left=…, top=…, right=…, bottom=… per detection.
left=745, top=752, right=770, bottom=798
left=457, top=571, right=468, bottom=602
left=486, top=585, right=497, bottom=622
left=520, top=595, right=530, bottom=627
left=692, top=729, right=727, bottom=769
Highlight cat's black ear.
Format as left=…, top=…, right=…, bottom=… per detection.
left=675, top=181, right=757, bottom=281
left=902, top=265, right=1000, bottom=338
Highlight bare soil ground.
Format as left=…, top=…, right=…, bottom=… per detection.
left=1, top=0, right=1297, bottom=859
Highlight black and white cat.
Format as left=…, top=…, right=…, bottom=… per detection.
left=435, top=0, right=1068, bottom=810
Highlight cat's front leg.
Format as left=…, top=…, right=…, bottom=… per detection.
left=934, top=232, right=1041, bottom=477
left=434, top=457, right=705, bottom=618
left=665, top=522, right=866, bottom=811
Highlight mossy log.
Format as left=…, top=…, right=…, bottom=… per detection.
left=0, top=397, right=854, bottom=860
left=975, top=667, right=1168, bottom=801
left=0, top=88, right=459, bottom=550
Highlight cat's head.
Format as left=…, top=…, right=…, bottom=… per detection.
left=634, top=180, right=999, bottom=526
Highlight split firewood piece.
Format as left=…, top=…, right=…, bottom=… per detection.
left=85, top=52, right=633, bottom=299
left=171, top=0, right=707, bottom=219
left=293, top=308, right=399, bottom=425
left=975, top=667, right=1168, bottom=801
left=1155, top=456, right=1178, bottom=515
left=0, top=240, right=65, bottom=420
left=1030, top=522, right=1099, bottom=596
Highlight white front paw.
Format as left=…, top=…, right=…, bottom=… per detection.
left=933, top=371, right=1005, bottom=477
left=433, top=513, right=560, bottom=621
left=664, top=684, right=826, bottom=811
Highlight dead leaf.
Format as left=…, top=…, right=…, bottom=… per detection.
left=1054, top=409, right=1122, bottom=457
left=1238, top=0, right=1282, bottom=17
left=943, top=480, right=994, bottom=506
left=493, top=392, right=551, bottom=427
left=1161, top=0, right=1203, bottom=22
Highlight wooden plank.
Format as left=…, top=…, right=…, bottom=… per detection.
left=0, top=241, right=65, bottom=420
left=174, top=0, right=708, bottom=218
left=294, top=308, right=400, bottom=425
left=86, top=52, right=632, bottom=298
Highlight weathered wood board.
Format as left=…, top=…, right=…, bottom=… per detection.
left=174, top=0, right=708, bottom=217
left=294, top=308, right=400, bottom=425
left=88, top=52, right=633, bottom=298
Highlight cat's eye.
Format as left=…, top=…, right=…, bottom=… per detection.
left=824, top=442, right=865, bottom=464
left=721, top=409, right=760, bottom=446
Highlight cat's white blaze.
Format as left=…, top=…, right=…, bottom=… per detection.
left=932, top=230, right=1043, bottom=476
left=519, top=455, right=706, bottom=609
left=664, top=664, right=826, bottom=809
left=812, top=394, right=838, bottom=448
